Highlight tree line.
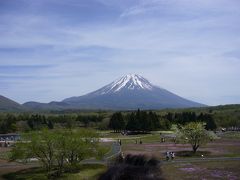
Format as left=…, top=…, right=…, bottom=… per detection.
left=165, top=112, right=217, bottom=130
left=0, top=109, right=232, bottom=134
left=109, top=109, right=171, bottom=132
left=108, top=110, right=218, bottom=133
left=0, top=113, right=103, bottom=134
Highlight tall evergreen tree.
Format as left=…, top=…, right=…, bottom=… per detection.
left=109, top=112, right=125, bottom=132
left=126, top=112, right=137, bottom=131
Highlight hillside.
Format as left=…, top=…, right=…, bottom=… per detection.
left=0, top=95, right=24, bottom=111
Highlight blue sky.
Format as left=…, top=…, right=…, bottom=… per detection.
left=0, top=0, right=240, bottom=105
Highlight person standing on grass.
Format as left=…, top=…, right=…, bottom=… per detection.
left=121, top=152, right=125, bottom=159
left=166, top=151, right=170, bottom=161
left=171, top=152, right=175, bottom=160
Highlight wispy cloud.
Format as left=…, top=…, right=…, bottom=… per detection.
left=0, top=0, right=240, bottom=105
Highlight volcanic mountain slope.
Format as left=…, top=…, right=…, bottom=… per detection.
left=23, top=74, right=205, bottom=110
left=0, top=95, right=24, bottom=111
left=61, top=74, right=205, bottom=110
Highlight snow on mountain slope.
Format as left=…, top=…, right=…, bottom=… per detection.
left=88, top=74, right=155, bottom=96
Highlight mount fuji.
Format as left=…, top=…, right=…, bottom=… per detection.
left=23, top=74, right=205, bottom=110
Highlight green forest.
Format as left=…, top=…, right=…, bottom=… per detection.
left=0, top=104, right=240, bottom=134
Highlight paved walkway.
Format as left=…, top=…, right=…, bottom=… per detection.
left=82, top=141, right=121, bottom=164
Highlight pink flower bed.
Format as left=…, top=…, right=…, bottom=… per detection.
left=179, top=165, right=203, bottom=172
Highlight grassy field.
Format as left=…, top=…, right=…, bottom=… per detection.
left=2, top=164, right=107, bottom=180
left=1, top=131, right=240, bottom=179
left=60, top=164, right=106, bottom=180
left=3, top=167, right=48, bottom=180
left=219, top=131, right=240, bottom=139
left=0, top=148, right=11, bottom=160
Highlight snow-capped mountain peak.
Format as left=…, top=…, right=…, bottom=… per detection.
left=52, top=74, right=205, bottom=109
left=113, top=74, right=153, bottom=91
left=91, top=74, right=155, bottom=95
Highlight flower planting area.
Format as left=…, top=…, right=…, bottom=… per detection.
left=121, top=132, right=240, bottom=159
left=162, top=161, right=240, bottom=180
left=120, top=131, right=240, bottom=179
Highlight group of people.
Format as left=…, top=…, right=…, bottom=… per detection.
left=165, top=151, right=175, bottom=161
left=118, top=138, right=144, bottom=147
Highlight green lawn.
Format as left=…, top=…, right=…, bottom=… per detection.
left=3, top=164, right=107, bottom=180
left=60, top=164, right=107, bottom=180
left=3, top=167, right=48, bottom=180
left=219, top=131, right=240, bottom=139
left=0, top=150, right=11, bottom=160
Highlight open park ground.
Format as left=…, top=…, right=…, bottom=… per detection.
left=0, top=131, right=240, bottom=179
